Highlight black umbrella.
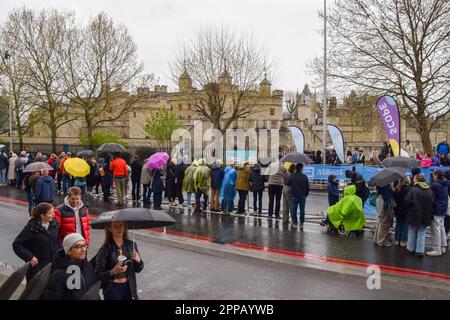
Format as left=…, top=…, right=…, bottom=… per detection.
left=0, top=263, right=29, bottom=300
left=77, top=150, right=94, bottom=158
left=80, top=281, right=101, bottom=300
left=97, top=143, right=127, bottom=153
left=91, top=208, right=176, bottom=230
left=369, top=167, right=407, bottom=188
left=23, top=162, right=53, bottom=173
left=92, top=208, right=176, bottom=252
left=18, top=263, right=52, bottom=300
left=382, top=157, right=418, bottom=168
left=280, top=153, right=314, bottom=164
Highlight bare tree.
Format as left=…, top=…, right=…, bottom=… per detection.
left=284, top=91, right=300, bottom=119
left=62, top=13, right=151, bottom=148
left=4, top=7, right=79, bottom=153
left=0, top=31, right=39, bottom=150
left=170, top=26, right=274, bottom=133
left=309, top=0, right=450, bottom=153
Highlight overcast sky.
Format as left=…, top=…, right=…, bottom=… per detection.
left=0, top=0, right=324, bottom=93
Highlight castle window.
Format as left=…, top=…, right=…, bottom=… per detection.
left=270, top=109, right=275, bottom=116
left=179, top=104, right=182, bottom=111
left=133, top=112, right=137, bottom=118
left=188, top=104, right=192, bottom=111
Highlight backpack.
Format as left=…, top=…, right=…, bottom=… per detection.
left=15, top=158, right=22, bottom=171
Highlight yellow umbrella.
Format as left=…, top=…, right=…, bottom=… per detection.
left=64, top=158, right=90, bottom=178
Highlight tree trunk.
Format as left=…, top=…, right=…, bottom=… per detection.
left=51, top=126, right=57, bottom=154
left=416, top=114, right=432, bottom=154
left=418, top=126, right=433, bottom=155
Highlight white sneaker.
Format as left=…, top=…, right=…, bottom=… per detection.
left=442, top=247, right=447, bottom=254
left=426, top=250, right=442, bottom=257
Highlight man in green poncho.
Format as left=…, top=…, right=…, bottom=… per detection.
left=327, top=185, right=366, bottom=234
left=182, top=160, right=198, bottom=208
left=194, top=159, right=211, bottom=211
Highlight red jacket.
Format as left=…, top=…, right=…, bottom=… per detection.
left=47, top=157, right=57, bottom=177
left=110, top=157, right=128, bottom=177
left=416, top=153, right=432, bottom=168
left=54, top=202, right=91, bottom=246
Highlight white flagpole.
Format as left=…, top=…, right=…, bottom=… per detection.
left=322, top=0, right=328, bottom=164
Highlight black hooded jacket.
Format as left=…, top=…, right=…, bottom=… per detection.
left=345, top=170, right=370, bottom=203
left=12, top=218, right=61, bottom=282
left=41, top=249, right=98, bottom=300
left=404, top=183, right=434, bottom=227
left=249, top=165, right=266, bottom=192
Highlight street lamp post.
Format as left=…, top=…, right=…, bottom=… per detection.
left=322, top=0, right=328, bottom=164
left=1, top=50, right=13, bottom=153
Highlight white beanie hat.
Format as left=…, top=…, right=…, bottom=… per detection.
left=63, top=233, right=86, bottom=254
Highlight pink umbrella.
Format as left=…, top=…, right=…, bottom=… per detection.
left=147, top=152, right=170, bottom=170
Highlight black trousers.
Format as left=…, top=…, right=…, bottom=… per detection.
left=253, top=191, right=263, bottom=214
left=176, top=183, right=184, bottom=204
left=237, top=190, right=248, bottom=214
left=268, top=185, right=283, bottom=217
left=132, top=179, right=141, bottom=200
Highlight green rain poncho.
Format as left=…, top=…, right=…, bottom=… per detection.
left=182, top=160, right=199, bottom=193
left=327, top=185, right=366, bottom=232
left=193, top=159, right=211, bottom=194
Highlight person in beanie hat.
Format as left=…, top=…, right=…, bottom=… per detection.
left=41, top=233, right=97, bottom=300
left=62, top=233, right=85, bottom=254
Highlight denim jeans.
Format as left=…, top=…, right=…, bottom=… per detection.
left=142, top=184, right=151, bottom=204
left=153, top=192, right=162, bottom=208
left=103, top=183, right=111, bottom=202
left=291, top=196, right=307, bottom=225
left=0, top=168, right=6, bottom=184
left=394, top=216, right=408, bottom=242
left=186, top=192, right=193, bottom=207
left=25, top=191, right=34, bottom=216
left=16, top=171, right=22, bottom=189
left=237, top=190, right=248, bottom=214
left=195, top=191, right=209, bottom=210
left=407, top=224, right=427, bottom=254
left=62, top=174, right=70, bottom=194
left=104, top=282, right=132, bottom=301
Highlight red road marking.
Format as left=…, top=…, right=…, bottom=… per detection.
left=2, top=196, right=449, bottom=283
left=0, top=196, right=29, bottom=206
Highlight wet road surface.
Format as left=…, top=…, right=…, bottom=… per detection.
left=0, top=202, right=448, bottom=300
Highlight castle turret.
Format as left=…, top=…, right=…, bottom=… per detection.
left=179, top=62, right=193, bottom=93
left=259, top=71, right=272, bottom=97
left=218, top=62, right=232, bottom=89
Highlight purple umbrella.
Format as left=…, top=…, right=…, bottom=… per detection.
left=147, top=152, right=170, bottom=170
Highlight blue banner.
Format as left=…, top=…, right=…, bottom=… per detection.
left=302, top=165, right=352, bottom=180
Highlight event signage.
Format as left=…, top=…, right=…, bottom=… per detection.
left=376, top=96, right=401, bottom=157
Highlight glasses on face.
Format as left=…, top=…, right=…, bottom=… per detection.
left=72, top=244, right=87, bottom=250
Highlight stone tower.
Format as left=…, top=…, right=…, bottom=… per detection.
left=259, top=71, right=272, bottom=97
left=179, top=62, right=193, bottom=93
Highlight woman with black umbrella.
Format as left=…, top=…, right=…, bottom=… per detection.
left=95, top=221, right=144, bottom=300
